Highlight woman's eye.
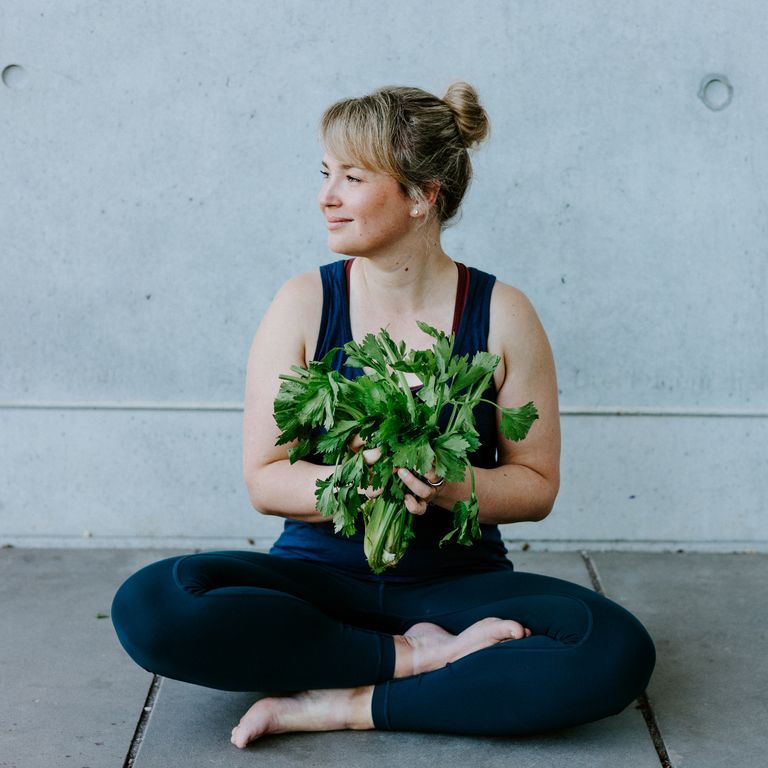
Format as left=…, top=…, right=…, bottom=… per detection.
left=319, top=170, right=361, bottom=182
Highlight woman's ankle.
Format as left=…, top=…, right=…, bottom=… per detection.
left=392, top=634, right=415, bottom=679
left=345, top=685, right=375, bottom=730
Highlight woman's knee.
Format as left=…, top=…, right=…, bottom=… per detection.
left=593, top=600, right=656, bottom=710
left=623, top=612, right=656, bottom=695
left=111, top=556, right=182, bottom=672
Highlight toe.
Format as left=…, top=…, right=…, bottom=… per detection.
left=476, top=617, right=528, bottom=643
left=231, top=717, right=256, bottom=749
left=503, top=619, right=534, bottom=641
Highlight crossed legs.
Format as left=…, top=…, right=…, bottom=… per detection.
left=111, top=552, right=655, bottom=746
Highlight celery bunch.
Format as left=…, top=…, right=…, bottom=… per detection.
left=273, top=322, right=538, bottom=573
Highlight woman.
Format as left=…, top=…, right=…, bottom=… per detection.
left=112, top=82, right=655, bottom=748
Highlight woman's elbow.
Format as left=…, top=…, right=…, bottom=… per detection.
left=529, top=500, right=554, bottom=523
left=243, top=466, right=278, bottom=517
left=530, top=474, right=559, bottom=522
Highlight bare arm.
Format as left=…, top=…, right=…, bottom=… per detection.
left=421, top=281, right=561, bottom=524
left=242, top=271, right=333, bottom=521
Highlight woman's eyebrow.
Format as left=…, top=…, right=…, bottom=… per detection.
left=321, top=160, right=361, bottom=171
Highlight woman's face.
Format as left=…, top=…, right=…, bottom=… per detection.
left=318, top=153, right=415, bottom=257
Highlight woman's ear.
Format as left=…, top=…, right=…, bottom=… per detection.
left=423, top=181, right=441, bottom=207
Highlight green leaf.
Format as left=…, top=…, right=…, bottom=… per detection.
left=415, top=320, right=442, bottom=339
left=339, top=449, right=366, bottom=488
left=333, top=484, right=362, bottom=537
left=469, top=350, right=500, bottom=375
left=432, top=441, right=469, bottom=483
left=440, top=496, right=481, bottom=547
left=434, top=431, right=472, bottom=454
left=500, top=401, right=539, bottom=441
left=314, top=475, right=337, bottom=519
left=315, top=419, right=360, bottom=455
left=391, top=434, right=435, bottom=476
left=287, top=440, right=313, bottom=463
left=450, top=352, right=499, bottom=395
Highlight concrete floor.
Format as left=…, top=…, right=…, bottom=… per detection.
left=0, top=548, right=765, bottom=767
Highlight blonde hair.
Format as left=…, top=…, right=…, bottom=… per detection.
left=319, top=82, right=490, bottom=225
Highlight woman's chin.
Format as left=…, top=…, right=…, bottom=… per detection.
left=327, top=239, right=360, bottom=257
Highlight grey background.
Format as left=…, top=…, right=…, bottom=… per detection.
left=1, top=0, right=766, bottom=549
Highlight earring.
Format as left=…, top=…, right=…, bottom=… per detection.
left=411, top=207, right=420, bottom=217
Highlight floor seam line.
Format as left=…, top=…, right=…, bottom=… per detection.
left=122, top=673, right=162, bottom=768
left=635, top=691, right=674, bottom=768
left=579, top=551, right=674, bottom=768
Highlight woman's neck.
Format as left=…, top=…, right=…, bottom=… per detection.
left=347, top=226, right=459, bottom=342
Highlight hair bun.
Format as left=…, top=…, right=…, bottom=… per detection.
left=442, top=81, right=490, bottom=148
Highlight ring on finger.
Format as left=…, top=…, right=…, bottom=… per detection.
left=426, top=476, right=445, bottom=488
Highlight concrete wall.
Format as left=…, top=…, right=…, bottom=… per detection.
left=2, top=1, right=766, bottom=551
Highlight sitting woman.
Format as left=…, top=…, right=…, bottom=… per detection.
left=112, top=81, right=655, bottom=749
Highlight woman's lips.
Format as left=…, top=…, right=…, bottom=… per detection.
left=326, top=218, right=352, bottom=230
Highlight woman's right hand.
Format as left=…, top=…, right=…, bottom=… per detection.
left=348, top=434, right=383, bottom=499
left=349, top=434, right=384, bottom=499
left=348, top=434, right=382, bottom=466
left=348, top=436, right=443, bottom=514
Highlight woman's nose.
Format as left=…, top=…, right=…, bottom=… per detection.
left=318, top=178, right=340, bottom=208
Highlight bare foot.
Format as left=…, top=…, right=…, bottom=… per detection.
left=395, top=617, right=531, bottom=677
left=230, top=686, right=374, bottom=749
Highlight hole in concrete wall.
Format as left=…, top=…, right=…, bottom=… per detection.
left=2, top=64, right=28, bottom=89
left=698, top=74, right=733, bottom=111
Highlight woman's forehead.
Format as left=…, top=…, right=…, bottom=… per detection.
left=321, top=150, right=382, bottom=175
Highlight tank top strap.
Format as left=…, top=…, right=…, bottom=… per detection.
left=454, top=266, right=497, bottom=356
left=314, top=260, right=349, bottom=366
left=451, top=262, right=470, bottom=333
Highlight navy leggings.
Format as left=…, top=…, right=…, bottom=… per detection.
left=112, top=551, right=655, bottom=736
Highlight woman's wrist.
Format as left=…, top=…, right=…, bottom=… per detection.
left=427, top=474, right=470, bottom=511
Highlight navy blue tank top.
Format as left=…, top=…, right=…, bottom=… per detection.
left=269, top=259, right=513, bottom=582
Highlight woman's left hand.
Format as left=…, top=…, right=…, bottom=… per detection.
left=396, top=467, right=445, bottom=515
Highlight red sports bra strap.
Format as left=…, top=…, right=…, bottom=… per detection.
left=452, top=262, right=470, bottom=334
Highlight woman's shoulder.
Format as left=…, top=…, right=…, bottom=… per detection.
left=465, top=265, right=531, bottom=313
left=487, top=277, right=549, bottom=357
left=273, top=269, right=323, bottom=305
left=489, top=274, right=540, bottom=322
left=490, top=277, right=536, bottom=316
left=255, top=269, right=324, bottom=364
left=271, top=259, right=349, bottom=306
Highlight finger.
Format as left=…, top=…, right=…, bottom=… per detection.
left=362, top=446, right=381, bottom=466
left=349, top=434, right=365, bottom=452
left=363, top=485, right=383, bottom=500
left=423, top=467, right=442, bottom=485
left=397, top=467, right=434, bottom=500
left=404, top=494, right=428, bottom=516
